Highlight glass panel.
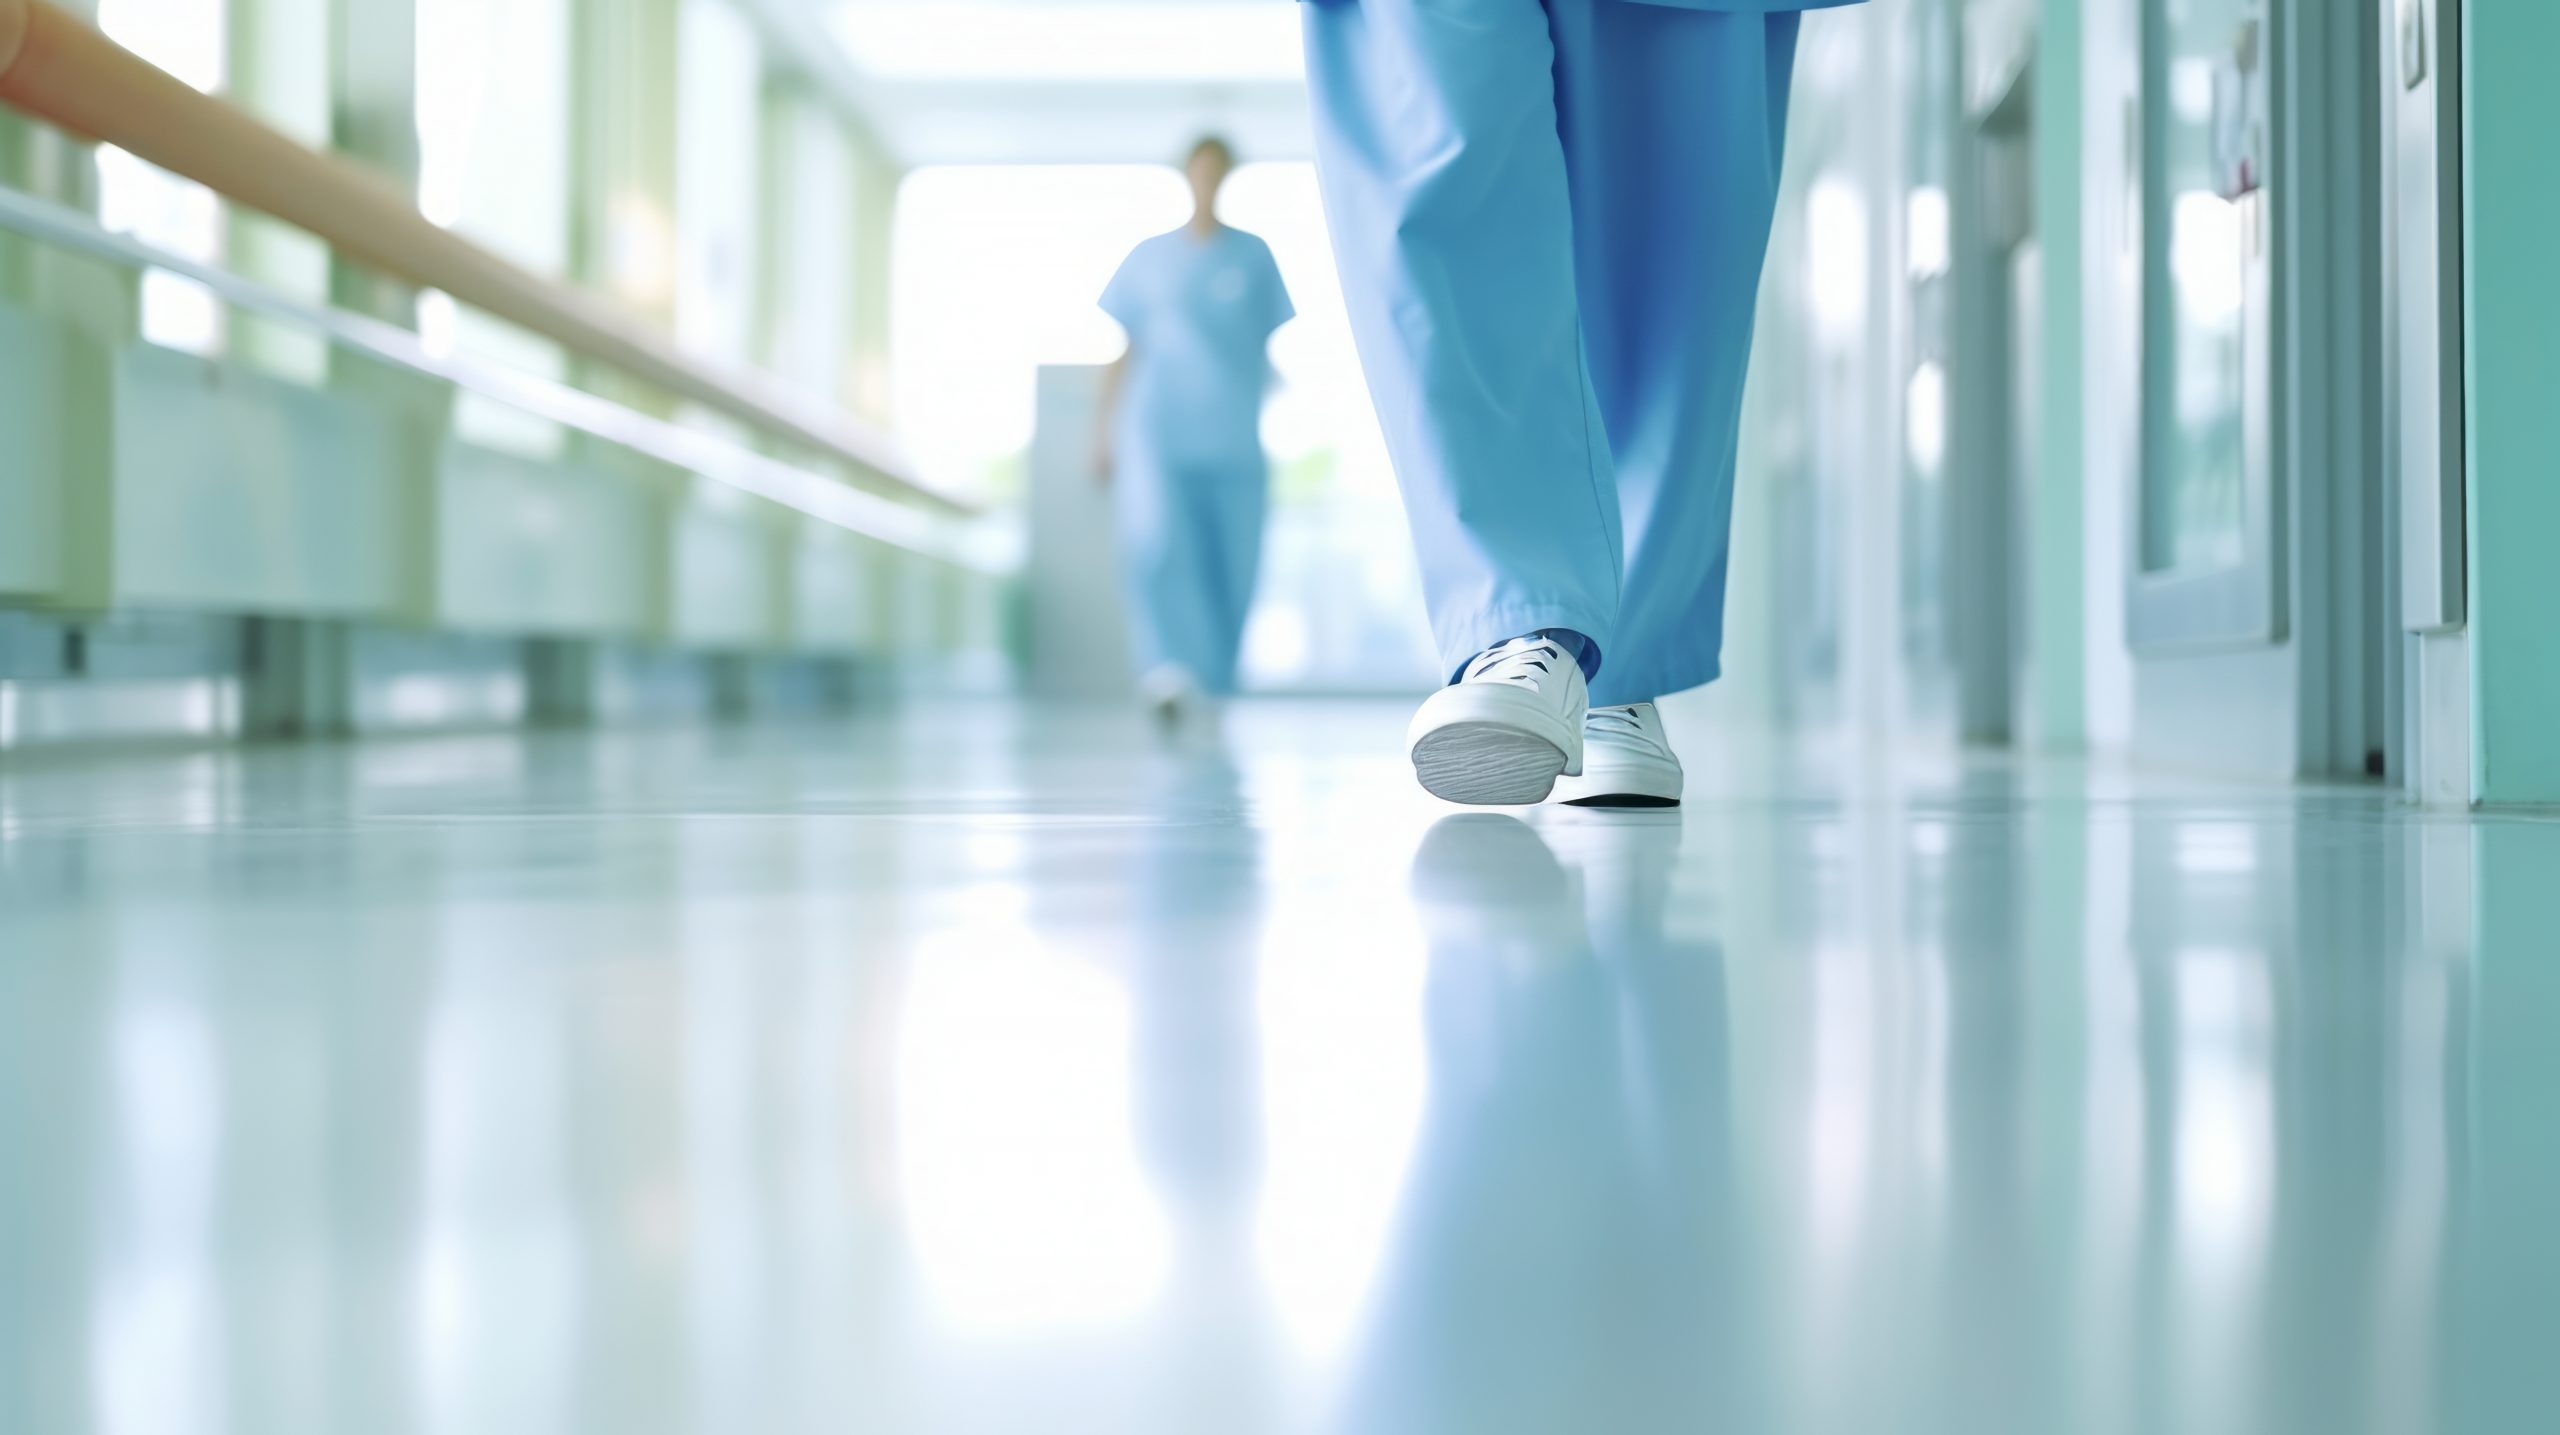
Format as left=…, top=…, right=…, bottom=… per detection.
left=1900, top=0, right=1955, bottom=727
left=95, top=0, right=228, bottom=355
left=675, top=0, right=764, bottom=365
left=2141, top=0, right=2258, bottom=575
left=417, top=0, right=572, bottom=455
left=763, top=100, right=856, bottom=409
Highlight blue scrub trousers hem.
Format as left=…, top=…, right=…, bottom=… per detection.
left=1588, top=656, right=1721, bottom=710
left=1535, top=629, right=1603, bottom=684
left=1437, top=602, right=1615, bottom=689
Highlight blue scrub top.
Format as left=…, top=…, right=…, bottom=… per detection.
left=1101, top=225, right=1295, bottom=470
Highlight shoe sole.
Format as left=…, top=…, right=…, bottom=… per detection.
left=1411, top=722, right=1571, bottom=806
left=1551, top=760, right=1684, bottom=808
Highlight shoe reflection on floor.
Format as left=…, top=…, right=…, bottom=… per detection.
left=1332, top=811, right=1765, bottom=1435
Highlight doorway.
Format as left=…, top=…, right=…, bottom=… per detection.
left=1949, top=50, right=2036, bottom=747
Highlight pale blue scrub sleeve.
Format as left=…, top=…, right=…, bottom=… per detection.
left=1257, top=246, right=1296, bottom=337
left=1099, top=252, right=1146, bottom=335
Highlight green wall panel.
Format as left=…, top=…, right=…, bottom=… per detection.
left=2463, top=2, right=2560, bottom=803
left=0, top=302, right=65, bottom=596
left=669, top=488, right=785, bottom=648
left=110, top=346, right=405, bottom=615
left=436, top=442, right=662, bottom=637
left=790, top=524, right=883, bottom=655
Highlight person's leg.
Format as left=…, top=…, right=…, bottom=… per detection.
left=1117, top=460, right=1222, bottom=699
left=1199, top=461, right=1270, bottom=695
left=1302, top=0, right=1622, bottom=680
left=1548, top=2, right=1801, bottom=708
left=1113, top=459, right=1176, bottom=683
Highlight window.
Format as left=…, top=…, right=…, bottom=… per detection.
left=94, top=0, right=227, bottom=355
left=415, top=0, right=570, bottom=452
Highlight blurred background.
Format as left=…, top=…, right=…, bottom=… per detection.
left=0, top=0, right=2550, bottom=800
left=6, top=3, right=2560, bottom=1434
left=4, top=0, right=2547, bottom=797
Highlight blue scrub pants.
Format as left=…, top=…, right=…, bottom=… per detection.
left=1116, top=455, right=1269, bottom=695
left=1303, top=0, right=1800, bottom=706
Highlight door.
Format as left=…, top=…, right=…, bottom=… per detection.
left=1950, top=45, right=2033, bottom=745
left=2100, top=0, right=2388, bottom=779
left=2126, top=0, right=2280, bottom=651
left=2386, top=0, right=2470, bottom=800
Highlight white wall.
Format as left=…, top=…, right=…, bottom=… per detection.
left=1024, top=365, right=1132, bottom=700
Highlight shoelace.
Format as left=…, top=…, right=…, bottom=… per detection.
left=1588, top=704, right=1671, bottom=753
left=1589, top=705, right=1646, bottom=733
left=1464, top=637, right=1566, bottom=691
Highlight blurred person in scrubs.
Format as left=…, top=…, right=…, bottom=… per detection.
left=1095, top=136, right=1295, bottom=725
left=1302, top=0, right=1860, bottom=806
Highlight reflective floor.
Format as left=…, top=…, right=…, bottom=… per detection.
left=4, top=697, right=2557, bottom=1434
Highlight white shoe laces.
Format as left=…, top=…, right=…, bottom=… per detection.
left=1587, top=703, right=1672, bottom=754
left=1462, top=636, right=1571, bottom=693
left=1589, top=704, right=1645, bottom=733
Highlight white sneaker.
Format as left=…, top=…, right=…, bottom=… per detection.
left=1547, top=702, right=1683, bottom=807
left=1406, top=635, right=1587, bottom=806
left=1139, top=663, right=1196, bottom=729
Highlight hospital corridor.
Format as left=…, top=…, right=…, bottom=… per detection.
left=3, top=2, right=2557, bottom=1432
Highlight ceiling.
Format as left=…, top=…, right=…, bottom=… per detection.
left=813, top=0, right=1313, bottom=167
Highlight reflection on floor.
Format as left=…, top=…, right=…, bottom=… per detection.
left=3, top=697, right=2556, bottom=1434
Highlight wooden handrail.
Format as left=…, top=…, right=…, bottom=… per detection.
left=0, top=0, right=972, bottom=514
left=0, top=185, right=1013, bottom=572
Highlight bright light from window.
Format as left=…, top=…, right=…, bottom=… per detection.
left=1254, top=898, right=1427, bottom=1354
left=896, top=928, right=1169, bottom=1331
left=93, top=1000, right=223, bottom=1435
left=1906, top=185, right=1949, bottom=279
left=98, top=0, right=224, bottom=91
left=96, top=0, right=227, bottom=355
left=414, top=0, right=570, bottom=271
left=2173, top=820, right=2259, bottom=876
left=891, top=163, right=1188, bottom=497
left=830, top=1, right=1304, bottom=82
left=415, top=0, right=573, bottom=455
left=889, top=160, right=1434, bottom=689
left=2171, top=56, right=2216, bottom=123
left=1807, top=176, right=1870, bottom=344
left=2172, top=947, right=2273, bottom=1281
left=1906, top=361, right=1947, bottom=473
left=888, top=159, right=1393, bottom=494
left=2170, top=191, right=2246, bottom=326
